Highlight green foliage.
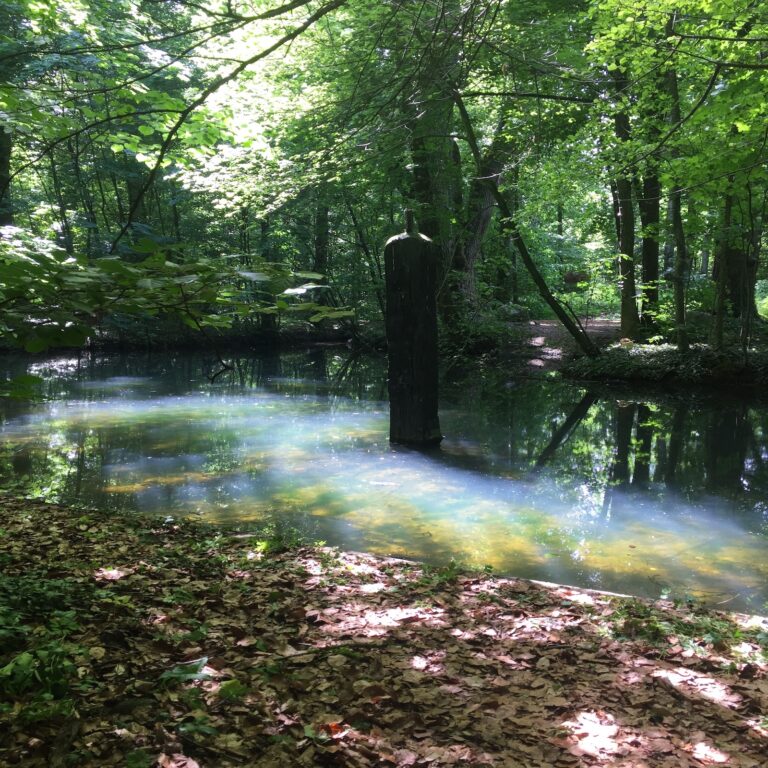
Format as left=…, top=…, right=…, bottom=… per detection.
left=159, top=657, right=213, bottom=687
left=0, top=375, right=44, bottom=400
left=0, top=228, right=347, bottom=351
left=125, top=750, right=155, bottom=768
left=0, top=573, right=93, bottom=722
left=177, top=714, right=218, bottom=737
left=248, top=519, right=307, bottom=555
left=217, top=678, right=249, bottom=701
left=607, top=598, right=767, bottom=664
left=2, top=0, right=767, bottom=354
left=417, top=558, right=466, bottom=589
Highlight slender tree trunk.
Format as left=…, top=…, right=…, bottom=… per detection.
left=712, top=187, right=734, bottom=350
left=49, top=153, right=74, bottom=254
left=670, top=186, right=689, bottom=351
left=612, top=71, right=640, bottom=339
left=699, top=237, right=711, bottom=276
left=313, top=198, right=330, bottom=275
left=461, top=117, right=513, bottom=301
left=663, top=198, right=675, bottom=276
left=665, top=19, right=689, bottom=352
left=68, top=138, right=99, bottom=255
left=171, top=182, right=183, bottom=242
left=409, top=96, right=456, bottom=251
left=109, top=170, right=127, bottom=224
left=615, top=175, right=640, bottom=338
left=510, top=167, right=520, bottom=304
left=260, top=218, right=277, bottom=333
left=0, top=127, right=13, bottom=226
left=635, top=175, right=660, bottom=321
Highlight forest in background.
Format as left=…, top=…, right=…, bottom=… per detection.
left=1, top=0, right=767, bottom=359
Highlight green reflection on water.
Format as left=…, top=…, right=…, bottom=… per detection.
left=1, top=352, right=767, bottom=612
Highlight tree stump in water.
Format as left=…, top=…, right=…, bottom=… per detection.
left=384, top=211, right=442, bottom=446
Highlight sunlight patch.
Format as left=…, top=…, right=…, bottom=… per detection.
left=411, top=650, right=445, bottom=674
left=688, top=741, right=730, bottom=764
left=652, top=668, right=742, bottom=708
left=94, top=566, right=131, bottom=581
left=560, top=710, right=620, bottom=757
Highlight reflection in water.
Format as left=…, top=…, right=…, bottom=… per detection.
left=1, top=351, right=767, bottom=612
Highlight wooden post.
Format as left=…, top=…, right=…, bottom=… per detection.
left=384, top=210, right=442, bottom=446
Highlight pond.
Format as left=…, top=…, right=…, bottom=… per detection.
left=1, top=349, right=767, bottom=613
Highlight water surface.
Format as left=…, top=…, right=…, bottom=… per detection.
left=1, top=351, right=766, bottom=612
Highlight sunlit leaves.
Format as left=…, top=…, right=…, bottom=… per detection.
left=0, top=224, right=343, bottom=351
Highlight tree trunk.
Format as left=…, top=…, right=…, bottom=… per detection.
left=313, top=198, right=330, bottom=275
left=49, top=153, right=74, bottom=254
left=665, top=60, right=689, bottom=352
left=612, top=71, right=640, bottom=339
left=409, top=95, right=457, bottom=257
left=260, top=218, right=278, bottom=334
left=344, top=195, right=385, bottom=319
left=635, top=174, right=660, bottom=322
left=670, top=185, right=689, bottom=351
left=0, top=127, right=12, bottom=226
left=68, top=138, right=99, bottom=255
left=712, top=187, right=733, bottom=350
left=615, top=176, right=640, bottom=338
left=461, top=118, right=513, bottom=300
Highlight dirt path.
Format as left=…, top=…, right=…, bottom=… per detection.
left=505, top=317, right=622, bottom=375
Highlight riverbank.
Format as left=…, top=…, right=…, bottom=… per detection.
left=1, top=497, right=766, bottom=768
left=563, top=343, right=768, bottom=391
left=499, top=317, right=768, bottom=392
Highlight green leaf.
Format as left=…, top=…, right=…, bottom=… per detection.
left=309, top=309, right=354, bottom=322
left=23, top=336, right=48, bottom=354
left=159, top=657, right=212, bottom=686
left=218, top=679, right=248, bottom=701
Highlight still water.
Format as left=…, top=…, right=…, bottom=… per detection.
left=1, top=350, right=767, bottom=612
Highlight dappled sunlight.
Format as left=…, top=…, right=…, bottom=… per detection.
left=410, top=651, right=446, bottom=675
left=651, top=667, right=743, bottom=709
left=560, top=710, right=622, bottom=759
left=93, top=566, right=131, bottom=581
left=689, top=741, right=731, bottom=764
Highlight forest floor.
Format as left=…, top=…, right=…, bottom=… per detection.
left=1, top=497, right=767, bottom=768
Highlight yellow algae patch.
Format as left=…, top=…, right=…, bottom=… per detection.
left=106, top=471, right=215, bottom=493
left=274, top=484, right=332, bottom=505
left=106, top=483, right=146, bottom=494
left=177, top=499, right=277, bottom=522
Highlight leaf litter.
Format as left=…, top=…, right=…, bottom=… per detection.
left=0, top=496, right=766, bottom=767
